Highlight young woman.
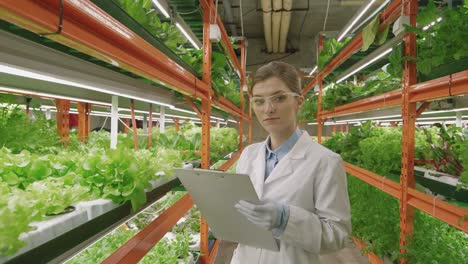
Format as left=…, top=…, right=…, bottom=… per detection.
left=232, top=61, right=351, bottom=263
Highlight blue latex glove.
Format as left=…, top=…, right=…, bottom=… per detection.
left=235, top=200, right=282, bottom=230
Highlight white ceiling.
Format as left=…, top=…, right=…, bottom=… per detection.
left=219, top=0, right=363, bottom=71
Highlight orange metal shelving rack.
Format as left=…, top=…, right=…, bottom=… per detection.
left=302, top=0, right=468, bottom=263
left=0, top=0, right=251, bottom=263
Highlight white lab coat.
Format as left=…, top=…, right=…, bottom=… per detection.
left=231, top=131, right=351, bottom=264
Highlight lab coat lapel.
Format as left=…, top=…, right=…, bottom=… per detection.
left=251, top=142, right=266, bottom=198
left=264, top=132, right=308, bottom=185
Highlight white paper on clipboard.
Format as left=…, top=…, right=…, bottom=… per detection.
left=174, top=168, right=279, bottom=251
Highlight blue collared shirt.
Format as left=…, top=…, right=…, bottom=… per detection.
left=264, top=128, right=302, bottom=237
left=265, top=128, right=302, bottom=180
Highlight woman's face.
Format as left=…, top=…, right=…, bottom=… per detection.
left=251, top=77, right=303, bottom=135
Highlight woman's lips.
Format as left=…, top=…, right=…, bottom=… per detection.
left=263, top=117, right=280, bottom=122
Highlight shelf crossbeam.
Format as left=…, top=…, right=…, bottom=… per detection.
left=218, top=151, right=241, bottom=172
left=345, top=162, right=468, bottom=233
left=407, top=188, right=468, bottom=232
left=409, top=70, right=468, bottom=102
left=0, top=0, right=247, bottom=117
left=102, top=194, right=194, bottom=264
left=345, top=162, right=401, bottom=199
left=317, top=70, right=468, bottom=119
left=353, top=237, right=384, bottom=264
left=321, top=89, right=402, bottom=118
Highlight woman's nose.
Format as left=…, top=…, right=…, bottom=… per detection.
left=263, top=100, right=275, bottom=113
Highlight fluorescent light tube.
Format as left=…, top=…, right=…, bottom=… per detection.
left=422, top=17, right=443, bottom=31
left=152, top=0, right=170, bottom=18
left=309, top=66, right=318, bottom=75
left=0, top=63, right=173, bottom=108
left=176, top=22, right=201, bottom=49
left=0, top=86, right=112, bottom=106
left=352, top=0, right=390, bottom=34
left=337, top=48, right=392, bottom=83
left=337, top=0, right=377, bottom=42
left=170, top=106, right=198, bottom=116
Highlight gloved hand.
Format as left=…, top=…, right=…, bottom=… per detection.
left=235, top=200, right=282, bottom=230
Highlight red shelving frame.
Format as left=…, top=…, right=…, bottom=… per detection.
left=302, top=0, right=468, bottom=263
left=0, top=0, right=251, bottom=263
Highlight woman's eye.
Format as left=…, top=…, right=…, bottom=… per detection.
left=253, top=99, right=264, bottom=105
left=275, top=95, right=287, bottom=102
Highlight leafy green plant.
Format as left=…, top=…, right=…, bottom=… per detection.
left=358, top=127, right=402, bottom=177
left=115, top=0, right=242, bottom=106
left=405, top=1, right=468, bottom=75
left=423, top=124, right=464, bottom=176
left=69, top=191, right=197, bottom=264
left=297, top=93, right=318, bottom=124
left=321, top=66, right=400, bottom=111
left=318, top=37, right=351, bottom=70
left=347, top=175, right=400, bottom=261
left=362, top=15, right=381, bottom=51
left=0, top=176, right=91, bottom=255
left=404, top=210, right=468, bottom=263
left=459, top=140, right=468, bottom=185
left=0, top=102, right=60, bottom=154
left=324, top=124, right=467, bottom=262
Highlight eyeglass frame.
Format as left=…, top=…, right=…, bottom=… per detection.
left=249, top=92, right=301, bottom=109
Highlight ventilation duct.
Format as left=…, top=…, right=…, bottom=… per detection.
left=261, top=0, right=294, bottom=53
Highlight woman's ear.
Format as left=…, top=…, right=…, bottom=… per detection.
left=296, top=95, right=304, bottom=111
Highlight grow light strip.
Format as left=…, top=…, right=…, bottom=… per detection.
left=336, top=48, right=392, bottom=83
left=176, top=22, right=201, bottom=50
left=337, top=0, right=377, bottom=42
left=352, top=0, right=391, bottom=34
left=152, top=0, right=170, bottom=18
left=0, top=86, right=112, bottom=106
left=422, top=17, right=443, bottom=31
left=309, top=66, right=318, bottom=76
left=0, top=64, right=174, bottom=108
left=307, top=111, right=468, bottom=125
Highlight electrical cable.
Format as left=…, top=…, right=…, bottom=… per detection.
left=99, top=116, right=109, bottom=132
left=323, top=0, right=331, bottom=31
left=240, top=0, right=245, bottom=37
left=297, top=0, right=310, bottom=46
left=177, top=9, right=199, bottom=15
left=214, top=0, right=219, bottom=23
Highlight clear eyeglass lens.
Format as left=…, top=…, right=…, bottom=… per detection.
left=250, top=93, right=298, bottom=108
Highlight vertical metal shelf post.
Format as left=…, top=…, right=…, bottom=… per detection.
left=199, top=0, right=213, bottom=262
left=316, top=34, right=324, bottom=144
left=399, top=0, right=418, bottom=262
left=55, top=99, right=70, bottom=146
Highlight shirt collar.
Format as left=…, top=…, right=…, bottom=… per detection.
left=265, top=128, right=302, bottom=160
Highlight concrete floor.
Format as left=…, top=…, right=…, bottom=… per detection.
left=214, top=240, right=370, bottom=264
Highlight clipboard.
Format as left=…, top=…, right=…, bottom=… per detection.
left=174, top=168, right=279, bottom=251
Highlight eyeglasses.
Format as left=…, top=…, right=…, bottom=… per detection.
left=250, top=92, right=300, bottom=109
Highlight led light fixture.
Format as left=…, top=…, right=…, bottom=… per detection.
left=422, top=17, right=443, bottom=31
left=336, top=48, right=392, bottom=83
left=169, top=106, right=198, bottom=116
left=352, top=0, right=390, bottom=34
left=0, top=86, right=112, bottom=106
left=152, top=0, right=170, bottom=18
left=309, top=66, right=318, bottom=76
left=0, top=63, right=173, bottom=108
left=337, top=0, right=377, bottom=42
left=175, top=17, right=202, bottom=50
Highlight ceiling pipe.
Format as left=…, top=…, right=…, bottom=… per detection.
left=222, top=0, right=238, bottom=36
left=272, top=0, right=282, bottom=53
left=261, top=0, right=273, bottom=53
left=279, top=0, right=293, bottom=53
